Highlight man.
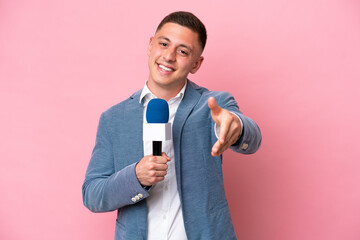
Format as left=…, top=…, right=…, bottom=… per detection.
left=82, top=11, right=261, bottom=240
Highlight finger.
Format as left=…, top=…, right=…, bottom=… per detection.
left=226, top=120, right=241, bottom=146
left=218, top=118, right=231, bottom=144
left=211, top=140, right=222, bottom=157
left=161, top=152, right=171, bottom=161
left=220, top=120, right=237, bottom=146
left=155, top=163, right=169, bottom=171
left=148, top=156, right=156, bottom=162
left=150, top=156, right=170, bottom=164
left=211, top=132, right=236, bottom=157
left=212, top=141, right=229, bottom=156
left=148, top=162, right=169, bottom=171
left=216, top=142, right=231, bottom=155
left=211, top=148, right=222, bottom=157
left=219, top=113, right=241, bottom=145
left=216, top=127, right=241, bottom=155
left=211, top=147, right=218, bottom=157
left=147, top=168, right=167, bottom=178
left=208, top=97, right=222, bottom=116
left=217, top=130, right=239, bottom=153
left=154, top=170, right=168, bottom=177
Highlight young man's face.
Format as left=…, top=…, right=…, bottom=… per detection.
left=147, top=22, right=204, bottom=93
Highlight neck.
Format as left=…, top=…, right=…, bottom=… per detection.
left=146, top=80, right=186, bottom=101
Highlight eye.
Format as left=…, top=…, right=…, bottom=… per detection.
left=160, top=42, right=167, bottom=47
left=179, top=49, right=188, bottom=56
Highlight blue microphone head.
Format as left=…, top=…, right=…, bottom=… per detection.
left=146, top=98, right=169, bottom=123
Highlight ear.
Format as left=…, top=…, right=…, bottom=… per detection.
left=147, top=37, right=154, bottom=56
left=190, top=56, right=204, bottom=74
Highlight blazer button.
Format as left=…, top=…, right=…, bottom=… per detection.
left=131, top=197, right=137, bottom=202
left=138, top=193, right=143, bottom=198
left=241, top=143, right=248, bottom=150
left=135, top=195, right=140, bottom=201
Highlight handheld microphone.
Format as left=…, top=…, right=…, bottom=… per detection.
left=143, top=99, right=171, bottom=156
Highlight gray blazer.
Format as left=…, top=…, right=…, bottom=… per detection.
left=82, top=80, right=262, bottom=240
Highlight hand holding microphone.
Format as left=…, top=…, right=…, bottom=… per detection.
left=135, top=99, right=171, bottom=187
left=135, top=153, right=170, bottom=187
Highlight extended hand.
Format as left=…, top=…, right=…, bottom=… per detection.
left=208, top=97, right=242, bottom=157
left=135, top=153, right=170, bottom=186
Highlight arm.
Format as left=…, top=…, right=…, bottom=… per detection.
left=82, top=113, right=150, bottom=213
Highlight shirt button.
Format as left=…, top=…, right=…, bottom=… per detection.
left=165, top=186, right=168, bottom=191
left=163, top=215, right=166, bottom=220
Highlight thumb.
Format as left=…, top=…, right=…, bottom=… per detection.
left=208, top=97, right=221, bottom=115
left=161, top=152, right=171, bottom=161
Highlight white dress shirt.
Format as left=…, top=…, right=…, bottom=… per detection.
left=140, top=82, right=188, bottom=240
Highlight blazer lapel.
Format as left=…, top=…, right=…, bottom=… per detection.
left=124, top=90, right=144, bottom=162
left=173, top=80, right=201, bottom=199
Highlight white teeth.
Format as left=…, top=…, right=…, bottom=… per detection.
left=159, top=64, right=174, bottom=72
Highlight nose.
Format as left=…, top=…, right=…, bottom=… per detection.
left=163, top=47, right=176, bottom=62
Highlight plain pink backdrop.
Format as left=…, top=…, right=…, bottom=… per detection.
left=1, top=0, right=360, bottom=239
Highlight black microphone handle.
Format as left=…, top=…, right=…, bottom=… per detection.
left=153, top=141, right=162, bottom=156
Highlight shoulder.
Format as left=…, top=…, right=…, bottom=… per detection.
left=203, top=90, right=233, bottom=100
left=187, top=80, right=232, bottom=99
left=188, top=80, right=234, bottom=105
left=101, top=88, right=142, bottom=119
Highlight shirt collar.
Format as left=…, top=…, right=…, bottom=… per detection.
left=139, top=80, right=187, bottom=106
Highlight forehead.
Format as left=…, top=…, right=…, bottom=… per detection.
left=155, top=22, right=201, bottom=49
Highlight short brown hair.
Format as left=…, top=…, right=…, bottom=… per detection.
left=156, top=11, right=207, bottom=51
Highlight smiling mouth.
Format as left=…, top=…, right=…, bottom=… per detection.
left=158, top=63, right=175, bottom=72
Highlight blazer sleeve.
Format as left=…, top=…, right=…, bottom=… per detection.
left=217, top=91, right=262, bottom=154
left=82, top=113, right=149, bottom=213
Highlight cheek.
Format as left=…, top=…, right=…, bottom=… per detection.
left=180, top=61, right=195, bottom=72
left=150, top=49, right=162, bottom=60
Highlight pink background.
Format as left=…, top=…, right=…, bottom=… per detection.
left=1, top=0, right=360, bottom=239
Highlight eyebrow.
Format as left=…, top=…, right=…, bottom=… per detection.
left=157, top=36, right=193, bottom=52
